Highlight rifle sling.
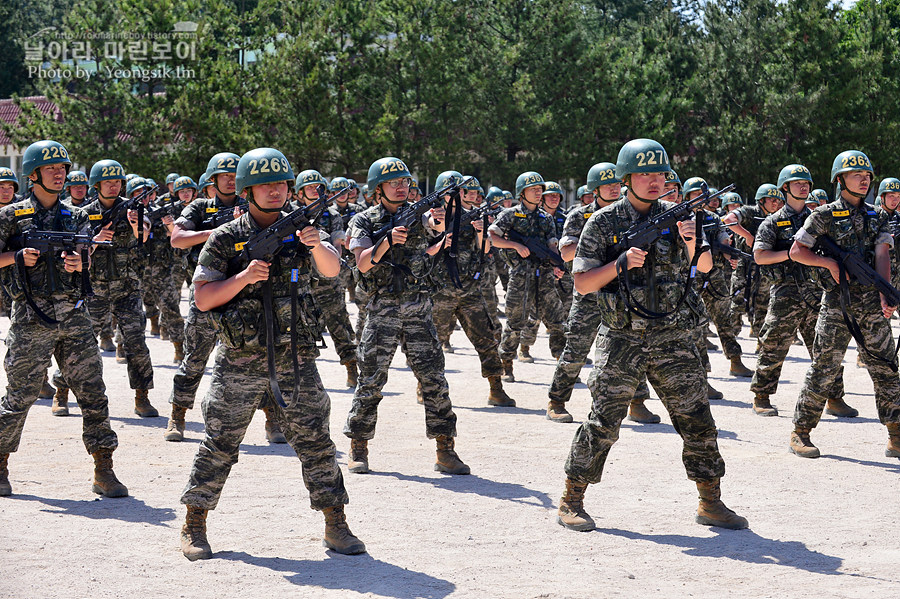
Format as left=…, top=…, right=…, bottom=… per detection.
left=836, top=262, right=900, bottom=371
left=15, top=249, right=59, bottom=326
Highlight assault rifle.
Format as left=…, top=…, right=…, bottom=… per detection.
left=10, top=230, right=111, bottom=325
left=200, top=198, right=250, bottom=229
left=434, top=197, right=504, bottom=288
left=506, top=229, right=566, bottom=270
left=710, top=238, right=752, bottom=261
left=91, top=188, right=154, bottom=248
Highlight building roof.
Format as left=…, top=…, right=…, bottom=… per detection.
left=0, top=96, right=60, bottom=148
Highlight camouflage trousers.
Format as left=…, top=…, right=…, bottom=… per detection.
left=499, top=264, right=566, bottom=360
left=730, top=261, right=770, bottom=335
left=344, top=292, right=457, bottom=440
left=700, top=275, right=742, bottom=360
left=0, top=285, right=10, bottom=318
left=564, top=326, right=725, bottom=484
left=0, top=302, right=117, bottom=454
left=354, top=283, right=370, bottom=343
left=170, top=298, right=218, bottom=410
left=794, top=287, right=900, bottom=430
left=481, top=269, right=502, bottom=343
left=87, top=282, right=153, bottom=390
left=432, top=285, right=502, bottom=378
left=141, top=261, right=185, bottom=344
left=549, top=293, right=651, bottom=404
left=181, top=345, right=347, bottom=511
left=523, top=271, right=573, bottom=348
left=311, top=278, right=356, bottom=365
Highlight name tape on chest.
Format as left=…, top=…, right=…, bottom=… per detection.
left=88, top=213, right=103, bottom=221
left=15, top=207, right=35, bottom=217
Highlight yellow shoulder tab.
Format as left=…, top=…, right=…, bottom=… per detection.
left=14, top=207, right=35, bottom=217
left=832, top=210, right=850, bottom=217
left=776, top=220, right=791, bottom=227
left=206, top=207, right=218, bottom=213
left=513, top=212, right=526, bottom=218
left=584, top=213, right=593, bottom=219
left=234, top=241, right=246, bottom=251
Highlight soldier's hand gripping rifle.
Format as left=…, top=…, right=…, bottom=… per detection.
left=200, top=198, right=250, bottom=229
left=611, top=183, right=735, bottom=319
left=10, top=230, right=111, bottom=325
left=92, top=187, right=154, bottom=248
left=237, top=186, right=349, bottom=408
left=436, top=196, right=506, bottom=288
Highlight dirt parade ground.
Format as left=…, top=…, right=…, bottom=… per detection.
left=1, top=288, right=899, bottom=599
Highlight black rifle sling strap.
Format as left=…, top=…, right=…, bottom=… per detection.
left=15, top=248, right=58, bottom=326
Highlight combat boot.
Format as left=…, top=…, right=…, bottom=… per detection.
left=441, top=340, right=454, bottom=354
left=885, top=423, right=900, bottom=458
left=38, top=374, right=55, bottom=400
left=752, top=394, right=778, bottom=417
left=263, top=407, right=287, bottom=443
left=181, top=505, right=212, bottom=561
left=99, top=335, right=115, bottom=352
left=628, top=399, right=661, bottom=424
left=165, top=406, right=188, bottom=442
left=518, top=346, right=534, bottom=363
left=173, top=341, right=184, bottom=363
left=116, top=342, right=127, bottom=364
left=789, top=427, right=820, bottom=458
left=51, top=386, right=69, bottom=417
left=501, top=359, right=515, bottom=383
left=487, top=376, right=516, bottom=407
left=345, top=360, right=358, bottom=388
left=557, top=477, right=594, bottom=531
left=160, top=326, right=170, bottom=341
left=825, top=397, right=859, bottom=418
left=134, top=389, right=159, bottom=418
left=705, top=337, right=718, bottom=351
left=707, top=382, right=724, bottom=400
left=729, top=357, right=753, bottom=378
left=322, top=505, right=366, bottom=555
left=90, top=449, right=128, bottom=497
left=149, top=314, right=160, bottom=336
left=416, top=381, right=424, bottom=405
left=348, top=439, right=369, bottom=474
left=434, top=435, right=470, bottom=475
left=0, top=453, right=10, bottom=496
left=547, top=400, right=573, bottom=423
left=695, top=479, right=748, bottom=529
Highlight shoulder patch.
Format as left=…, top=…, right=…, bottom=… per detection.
left=776, top=220, right=791, bottom=227
left=88, top=213, right=103, bottom=221
left=584, top=213, right=593, bottom=219
left=206, top=207, right=218, bottom=213
left=832, top=210, right=850, bottom=217
left=513, top=212, right=526, bottom=218
left=14, top=207, right=35, bottom=217
left=234, top=241, right=246, bottom=251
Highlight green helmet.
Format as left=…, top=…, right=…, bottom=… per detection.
left=89, top=159, right=126, bottom=187
left=683, top=177, right=707, bottom=198
left=614, top=138, right=671, bottom=180
left=125, top=177, right=150, bottom=197
left=174, top=176, right=198, bottom=193
left=462, top=175, right=482, bottom=193
left=367, top=157, right=411, bottom=191
left=515, top=171, right=544, bottom=198
left=166, top=172, right=180, bottom=185
left=542, top=181, right=564, bottom=197
left=486, top=186, right=504, bottom=202
left=206, top=152, right=240, bottom=177
left=22, top=140, right=72, bottom=178
left=0, top=167, right=20, bottom=192
left=809, top=188, right=828, bottom=204
left=409, top=178, right=420, bottom=193
left=294, top=169, right=326, bottom=193
left=198, top=173, right=211, bottom=191
left=347, top=178, right=359, bottom=190
left=806, top=195, right=820, bottom=207
left=587, top=162, right=621, bottom=192
left=831, top=150, right=873, bottom=183
left=878, top=178, right=900, bottom=199
left=665, top=170, right=682, bottom=188
left=576, top=185, right=591, bottom=200
left=436, top=170, right=464, bottom=190
left=722, top=192, right=743, bottom=208
left=777, top=164, right=813, bottom=190
left=362, top=184, right=371, bottom=200
left=125, top=173, right=139, bottom=182
left=235, top=148, right=295, bottom=195
left=755, top=183, right=785, bottom=204
left=328, top=176, right=352, bottom=193
left=502, top=190, right=513, bottom=202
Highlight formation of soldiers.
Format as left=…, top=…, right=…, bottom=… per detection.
left=1, top=137, right=899, bottom=562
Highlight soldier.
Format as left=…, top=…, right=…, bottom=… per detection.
left=179, top=147, right=364, bottom=560
left=556, top=139, right=747, bottom=532
left=547, top=162, right=661, bottom=424
left=489, top=172, right=566, bottom=382
left=328, top=177, right=361, bottom=302
left=162, top=173, right=179, bottom=200
left=344, top=157, right=469, bottom=475
left=295, top=169, right=358, bottom=387
left=576, top=185, right=594, bottom=206
left=788, top=150, right=900, bottom=458
left=876, top=178, right=900, bottom=288
left=811, top=188, right=829, bottom=206
left=408, top=178, right=422, bottom=202
left=0, top=140, right=127, bottom=498
left=722, top=192, right=742, bottom=215
left=0, top=168, right=20, bottom=319
left=479, top=186, right=505, bottom=332
left=430, top=173, right=515, bottom=407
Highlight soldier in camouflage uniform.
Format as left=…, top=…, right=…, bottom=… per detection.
left=430, top=173, right=515, bottom=407
left=0, top=168, right=20, bottom=320
left=179, top=147, right=365, bottom=561
left=328, top=177, right=363, bottom=302
left=556, top=139, right=747, bottom=533
left=875, top=177, right=900, bottom=289
left=489, top=172, right=566, bottom=383
left=789, top=150, right=900, bottom=459
left=547, top=162, right=660, bottom=424
left=344, top=157, right=469, bottom=476
left=0, top=140, right=127, bottom=499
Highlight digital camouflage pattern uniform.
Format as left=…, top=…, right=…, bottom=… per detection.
left=523, top=206, right=573, bottom=349
left=181, top=212, right=347, bottom=511
left=141, top=205, right=184, bottom=344
left=793, top=199, right=900, bottom=430
left=729, top=204, right=770, bottom=335
left=699, top=210, right=742, bottom=361
left=565, top=199, right=725, bottom=483
left=0, top=195, right=118, bottom=455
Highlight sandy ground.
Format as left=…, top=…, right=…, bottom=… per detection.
left=1, top=286, right=899, bottom=599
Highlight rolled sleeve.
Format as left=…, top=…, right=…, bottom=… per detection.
left=793, top=228, right=818, bottom=248
left=193, top=264, right=224, bottom=283
left=572, top=256, right=602, bottom=274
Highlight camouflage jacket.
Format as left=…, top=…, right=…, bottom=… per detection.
left=489, top=202, right=559, bottom=270
left=175, top=195, right=244, bottom=272
left=81, top=196, right=147, bottom=283
left=431, top=205, right=489, bottom=293
left=754, top=203, right=817, bottom=293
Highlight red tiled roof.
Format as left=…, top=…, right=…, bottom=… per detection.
left=0, top=96, right=60, bottom=148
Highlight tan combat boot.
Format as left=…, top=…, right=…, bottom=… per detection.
left=487, top=376, right=516, bottom=407
left=557, top=477, right=594, bottom=531
left=547, top=400, right=573, bottom=423
left=441, top=340, right=454, bottom=354
left=886, top=423, right=900, bottom=458
left=51, top=386, right=69, bottom=417
left=99, top=335, right=116, bottom=352
left=345, top=360, right=358, bottom=388
left=348, top=439, right=369, bottom=474
left=116, top=342, right=127, bottom=364
left=707, top=382, right=724, bottom=400
left=0, top=453, right=11, bottom=496
left=134, top=389, right=159, bottom=418
left=628, top=399, right=661, bottom=424
left=729, top=357, right=753, bottom=378
left=149, top=314, right=160, bottom=336
left=322, top=505, right=366, bottom=555
left=165, top=406, right=188, bottom=442
left=752, top=394, right=778, bottom=417
left=181, top=505, right=212, bottom=561
left=825, top=397, right=859, bottom=418
left=518, top=346, right=534, bottom=363
left=173, top=341, right=184, bottom=363
left=262, top=407, right=287, bottom=443
left=434, top=435, right=470, bottom=475
left=789, top=427, right=820, bottom=458
left=416, top=381, right=424, bottom=405
left=695, top=479, right=749, bottom=529
left=501, top=359, right=515, bottom=383
left=91, top=449, right=128, bottom=497
left=38, top=374, right=55, bottom=400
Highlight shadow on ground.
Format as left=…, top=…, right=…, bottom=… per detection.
left=9, top=494, right=176, bottom=526
left=369, top=471, right=553, bottom=508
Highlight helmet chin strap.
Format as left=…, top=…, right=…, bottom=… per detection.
left=625, top=176, right=657, bottom=203
left=33, top=171, right=63, bottom=196
left=838, top=175, right=867, bottom=199
left=97, top=183, right=120, bottom=201
left=378, top=187, right=405, bottom=205
left=248, top=190, right=284, bottom=213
